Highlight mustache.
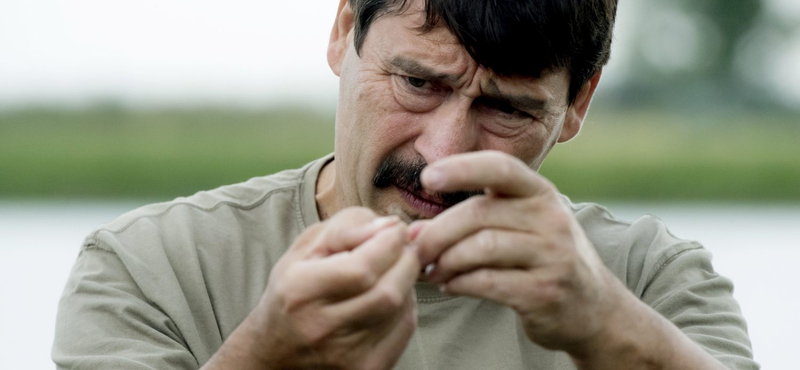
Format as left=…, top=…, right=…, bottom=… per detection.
left=372, top=154, right=483, bottom=208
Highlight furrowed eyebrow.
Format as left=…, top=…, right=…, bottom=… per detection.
left=388, top=56, right=552, bottom=113
left=484, top=80, right=549, bottom=113
left=388, top=56, right=461, bottom=84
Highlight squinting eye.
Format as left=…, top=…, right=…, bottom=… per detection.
left=407, top=77, right=428, bottom=88
left=474, top=97, right=530, bottom=119
left=497, top=105, right=518, bottom=115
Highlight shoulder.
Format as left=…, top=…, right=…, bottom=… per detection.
left=70, top=162, right=319, bottom=335
left=56, top=157, right=330, bottom=364
left=562, top=196, right=704, bottom=296
left=564, top=197, right=756, bottom=367
left=85, top=163, right=315, bottom=254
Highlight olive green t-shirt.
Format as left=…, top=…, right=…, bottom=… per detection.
left=52, top=155, right=758, bottom=369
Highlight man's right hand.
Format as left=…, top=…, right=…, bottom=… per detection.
left=203, top=207, right=420, bottom=370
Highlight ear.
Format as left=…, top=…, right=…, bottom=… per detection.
left=327, top=0, right=355, bottom=76
left=558, top=70, right=602, bottom=143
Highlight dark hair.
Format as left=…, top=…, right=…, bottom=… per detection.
left=348, top=0, right=618, bottom=104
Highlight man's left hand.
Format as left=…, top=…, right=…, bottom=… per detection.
left=412, top=150, right=629, bottom=356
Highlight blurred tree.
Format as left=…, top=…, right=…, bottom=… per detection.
left=607, top=0, right=797, bottom=112
left=680, top=0, right=762, bottom=81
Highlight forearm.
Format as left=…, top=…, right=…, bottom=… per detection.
left=201, top=311, right=283, bottom=370
left=570, top=285, right=728, bottom=370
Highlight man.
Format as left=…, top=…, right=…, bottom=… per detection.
left=53, top=0, right=757, bottom=369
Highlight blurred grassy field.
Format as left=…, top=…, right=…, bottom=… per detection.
left=1, top=107, right=798, bottom=202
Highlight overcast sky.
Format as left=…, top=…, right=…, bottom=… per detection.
left=1, top=0, right=798, bottom=109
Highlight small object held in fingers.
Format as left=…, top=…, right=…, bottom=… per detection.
left=372, top=215, right=400, bottom=228
left=387, top=203, right=413, bottom=224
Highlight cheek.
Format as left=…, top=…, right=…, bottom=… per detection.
left=335, top=74, right=424, bottom=198
left=337, top=72, right=391, bottom=145
left=480, top=115, right=564, bottom=168
left=528, top=115, right=567, bottom=169
left=351, top=76, right=421, bottom=152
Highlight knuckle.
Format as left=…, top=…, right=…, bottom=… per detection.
left=329, top=223, right=364, bottom=246
left=375, top=285, right=405, bottom=309
left=542, top=236, right=562, bottom=253
left=547, top=239, right=578, bottom=266
left=276, top=267, right=306, bottom=310
left=559, top=261, right=580, bottom=282
left=381, top=223, right=409, bottom=245
left=281, top=288, right=305, bottom=313
left=476, top=269, right=497, bottom=291
left=289, top=223, right=325, bottom=251
left=539, top=176, right=559, bottom=194
left=321, top=225, right=343, bottom=244
left=304, top=222, right=326, bottom=237
left=497, top=156, right=517, bottom=181
left=521, top=195, right=541, bottom=212
left=477, top=229, right=499, bottom=254
left=437, top=252, right=455, bottom=272
left=469, top=197, right=490, bottom=222
left=545, top=207, right=573, bottom=233
left=537, top=278, right=566, bottom=305
left=296, top=317, right=335, bottom=348
left=303, top=327, right=332, bottom=349
left=341, top=262, right=378, bottom=291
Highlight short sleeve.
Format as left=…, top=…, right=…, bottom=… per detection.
left=52, top=245, right=198, bottom=370
left=641, top=246, right=759, bottom=370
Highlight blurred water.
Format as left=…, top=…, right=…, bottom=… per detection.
left=0, top=201, right=797, bottom=369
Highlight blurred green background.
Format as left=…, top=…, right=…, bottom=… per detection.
left=1, top=2, right=799, bottom=370
left=1, top=106, right=797, bottom=202
left=0, top=0, right=798, bottom=203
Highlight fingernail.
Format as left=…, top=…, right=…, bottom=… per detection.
left=371, top=216, right=398, bottom=228
left=438, top=284, right=447, bottom=293
left=423, top=168, right=445, bottom=189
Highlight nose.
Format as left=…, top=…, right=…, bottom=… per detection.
left=413, top=99, right=479, bottom=165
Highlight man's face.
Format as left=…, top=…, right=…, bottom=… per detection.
left=329, top=0, right=581, bottom=222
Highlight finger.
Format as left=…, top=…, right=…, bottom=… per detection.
left=298, top=224, right=410, bottom=300
left=415, top=196, right=532, bottom=266
left=325, top=245, right=420, bottom=324
left=421, top=151, right=555, bottom=197
left=346, top=223, right=410, bottom=289
left=293, top=207, right=377, bottom=255
left=427, top=229, right=541, bottom=284
left=365, top=295, right=417, bottom=370
left=313, top=210, right=401, bottom=256
left=442, top=268, right=547, bottom=311
left=408, top=219, right=432, bottom=242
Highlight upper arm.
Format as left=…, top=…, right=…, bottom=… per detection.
left=52, top=246, right=198, bottom=370
left=641, top=247, right=758, bottom=370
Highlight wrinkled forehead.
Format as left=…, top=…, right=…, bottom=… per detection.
left=362, top=4, right=569, bottom=110
left=367, top=0, right=473, bottom=72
